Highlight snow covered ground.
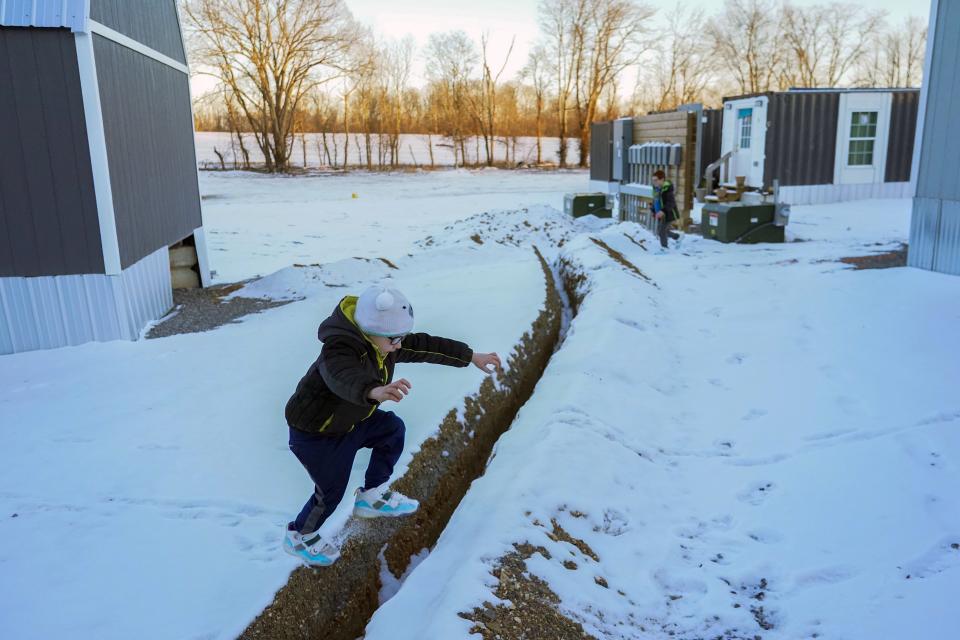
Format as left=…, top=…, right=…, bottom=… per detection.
left=365, top=198, right=960, bottom=639
left=2, top=169, right=958, bottom=640
left=198, top=168, right=585, bottom=283
left=0, top=170, right=590, bottom=640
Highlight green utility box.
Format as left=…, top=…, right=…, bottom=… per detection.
left=701, top=203, right=785, bottom=243
left=564, top=193, right=611, bottom=218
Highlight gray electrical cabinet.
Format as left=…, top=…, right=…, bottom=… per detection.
left=612, top=117, right=633, bottom=182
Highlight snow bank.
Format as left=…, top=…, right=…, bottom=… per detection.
left=0, top=245, right=545, bottom=640
left=365, top=202, right=960, bottom=639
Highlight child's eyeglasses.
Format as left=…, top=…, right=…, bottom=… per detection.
left=388, top=335, right=405, bottom=346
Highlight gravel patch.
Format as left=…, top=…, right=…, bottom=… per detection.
left=146, top=282, right=295, bottom=339
left=839, top=243, right=908, bottom=270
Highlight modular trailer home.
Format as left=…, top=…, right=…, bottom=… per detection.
left=0, top=0, right=209, bottom=354
left=720, top=88, right=919, bottom=205
left=909, top=0, right=960, bottom=276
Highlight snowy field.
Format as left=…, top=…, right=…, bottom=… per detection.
left=2, top=169, right=959, bottom=640
left=195, top=132, right=565, bottom=170
left=198, top=168, right=585, bottom=283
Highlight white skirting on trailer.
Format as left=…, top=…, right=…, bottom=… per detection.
left=0, top=246, right=172, bottom=355
left=780, top=182, right=912, bottom=206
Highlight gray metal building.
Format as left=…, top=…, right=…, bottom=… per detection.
left=0, top=0, right=209, bottom=354
left=908, top=0, right=960, bottom=276
left=720, top=89, right=920, bottom=205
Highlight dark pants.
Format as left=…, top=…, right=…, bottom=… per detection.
left=658, top=215, right=679, bottom=248
left=289, top=409, right=405, bottom=534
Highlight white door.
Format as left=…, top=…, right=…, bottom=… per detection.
left=721, top=97, right=767, bottom=188
left=834, top=92, right=892, bottom=185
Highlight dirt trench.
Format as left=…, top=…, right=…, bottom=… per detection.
left=240, top=246, right=583, bottom=640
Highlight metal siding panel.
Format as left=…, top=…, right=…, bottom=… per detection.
left=119, top=245, right=172, bottom=338
left=33, top=276, right=68, bottom=346
left=767, top=93, right=839, bottom=187
left=56, top=275, right=94, bottom=344
left=908, top=197, right=940, bottom=269
left=933, top=200, right=960, bottom=275
left=699, top=109, right=722, bottom=186
left=0, top=28, right=103, bottom=278
left=885, top=91, right=920, bottom=183
left=1, top=278, right=38, bottom=351
left=590, top=121, right=612, bottom=181
left=0, top=0, right=87, bottom=29
left=0, top=289, right=12, bottom=353
left=94, top=35, right=202, bottom=269
left=917, top=0, right=960, bottom=201
left=36, top=27, right=93, bottom=274
left=0, top=274, right=115, bottom=353
left=89, top=0, right=185, bottom=63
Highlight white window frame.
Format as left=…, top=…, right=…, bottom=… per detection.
left=847, top=110, right=878, bottom=167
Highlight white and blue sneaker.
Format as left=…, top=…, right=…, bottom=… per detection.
left=283, top=526, right=339, bottom=567
left=353, top=485, right=419, bottom=518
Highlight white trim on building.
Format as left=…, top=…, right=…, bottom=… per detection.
left=75, top=30, right=122, bottom=276
left=832, top=92, right=892, bottom=187
left=87, top=19, right=189, bottom=75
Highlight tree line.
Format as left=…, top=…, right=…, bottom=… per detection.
left=183, top=0, right=927, bottom=173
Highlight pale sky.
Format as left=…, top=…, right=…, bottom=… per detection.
left=344, top=0, right=927, bottom=87
left=190, top=0, right=930, bottom=98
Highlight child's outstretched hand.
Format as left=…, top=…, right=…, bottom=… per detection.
left=472, top=352, right=502, bottom=374
left=368, top=378, right=412, bottom=403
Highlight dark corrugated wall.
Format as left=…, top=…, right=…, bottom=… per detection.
left=94, top=35, right=202, bottom=270
left=885, top=91, right=920, bottom=183
left=90, top=0, right=186, bottom=63
left=699, top=109, right=723, bottom=187
left=590, top=121, right=613, bottom=181
left=0, top=27, right=104, bottom=277
left=763, top=92, right=840, bottom=187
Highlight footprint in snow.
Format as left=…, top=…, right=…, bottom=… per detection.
left=746, top=528, right=783, bottom=544
left=726, top=353, right=747, bottom=365
left=741, top=408, right=768, bottom=421
left=901, top=535, right=960, bottom=580
left=737, top=481, right=776, bottom=506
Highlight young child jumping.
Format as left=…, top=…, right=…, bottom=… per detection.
left=282, top=285, right=502, bottom=566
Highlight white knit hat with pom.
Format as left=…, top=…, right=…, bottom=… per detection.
left=354, top=285, right=414, bottom=336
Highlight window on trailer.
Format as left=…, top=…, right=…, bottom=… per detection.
left=848, top=111, right=878, bottom=166
left=738, top=108, right=752, bottom=149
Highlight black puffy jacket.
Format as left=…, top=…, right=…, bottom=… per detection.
left=285, top=295, right=474, bottom=436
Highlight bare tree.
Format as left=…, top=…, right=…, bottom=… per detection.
left=183, top=0, right=357, bottom=172
left=572, top=0, right=654, bottom=166
left=522, top=44, right=551, bottom=164
left=707, top=0, right=785, bottom=95
left=383, top=36, right=415, bottom=166
left=780, top=2, right=885, bottom=88
left=467, top=32, right=516, bottom=166
left=647, top=5, right=714, bottom=112
left=539, top=0, right=586, bottom=168
left=425, top=31, right=478, bottom=166
left=854, top=15, right=927, bottom=88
